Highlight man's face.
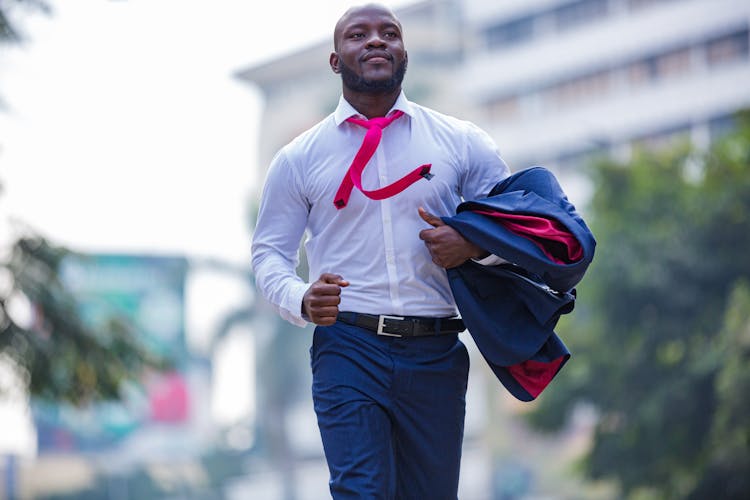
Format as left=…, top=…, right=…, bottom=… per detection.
left=331, top=5, right=408, bottom=94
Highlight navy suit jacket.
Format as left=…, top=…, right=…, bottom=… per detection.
left=442, top=167, right=596, bottom=401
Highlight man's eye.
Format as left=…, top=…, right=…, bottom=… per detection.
left=349, top=33, right=364, bottom=38
left=384, top=32, right=398, bottom=38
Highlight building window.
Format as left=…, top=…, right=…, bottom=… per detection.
left=627, top=0, right=684, bottom=11
left=632, top=123, right=692, bottom=151
left=544, top=69, right=612, bottom=109
left=706, top=28, right=750, bottom=67
left=481, top=0, right=615, bottom=52
left=654, top=47, right=692, bottom=78
left=628, top=57, right=656, bottom=86
left=554, top=0, right=609, bottom=31
left=483, top=14, right=536, bottom=50
left=484, top=94, right=520, bottom=122
left=627, top=46, right=693, bottom=87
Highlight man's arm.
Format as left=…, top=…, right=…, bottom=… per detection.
left=251, top=152, right=312, bottom=326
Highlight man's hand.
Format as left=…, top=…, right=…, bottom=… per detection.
left=302, top=273, right=350, bottom=326
left=418, top=207, right=486, bottom=269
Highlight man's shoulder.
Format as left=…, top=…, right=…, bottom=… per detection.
left=409, top=102, right=494, bottom=152
left=410, top=101, right=481, bottom=134
left=279, top=113, right=337, bottom=159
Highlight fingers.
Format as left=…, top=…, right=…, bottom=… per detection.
left=306, top=296, right=341, bottom=325
left=418, top=223, right=477, bottom=269
left=418, top=207, right=446, bottom=242
left=310, top=274, right=347, bottom=304
left=319, top=273, right=350, bottom=287
left=418, top=206, right=445, bottom=228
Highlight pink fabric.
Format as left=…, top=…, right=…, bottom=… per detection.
left=334, top=110, right=432, bottom=209
left=474, top=210, right=583, bottom=264
left=506, top=356, right=566, bottom=398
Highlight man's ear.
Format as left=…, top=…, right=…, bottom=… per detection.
left=330, top=52, right=341, bottom=74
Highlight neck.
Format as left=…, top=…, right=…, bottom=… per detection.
left=343, top=87, right=401, bottom=119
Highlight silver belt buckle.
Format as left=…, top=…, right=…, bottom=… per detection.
left=377, top=315, right=404, bottom=337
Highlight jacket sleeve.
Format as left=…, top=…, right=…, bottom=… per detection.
left=442, top=167, right=596, bottom=401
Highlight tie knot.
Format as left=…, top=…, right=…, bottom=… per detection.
left=347, top=110, right=404, bottom=129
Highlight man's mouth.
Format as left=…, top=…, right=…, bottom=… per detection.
left=363, top=52, right=391, bottom=64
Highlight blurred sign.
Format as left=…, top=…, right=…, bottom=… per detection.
left=33, top=254, right=190, bottom=452
left=61, top=254, right=188, bottom=361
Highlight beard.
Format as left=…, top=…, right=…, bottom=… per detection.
left=339, top=58, right=407, bottom=94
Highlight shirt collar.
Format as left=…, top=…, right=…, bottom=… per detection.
left=333, top=91, right=414, bottom=126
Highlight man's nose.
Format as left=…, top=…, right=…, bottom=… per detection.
left=365, top=32, right=386, bottom=47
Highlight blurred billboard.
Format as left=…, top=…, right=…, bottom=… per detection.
left=33, top=254, right=190, bottom=452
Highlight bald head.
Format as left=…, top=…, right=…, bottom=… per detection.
left=333, top=3, right=402, bottom=51
left=329, top=2, right=407, bottom=103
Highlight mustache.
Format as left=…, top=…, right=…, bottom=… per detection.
left=362, top=51, right=393, bottom=62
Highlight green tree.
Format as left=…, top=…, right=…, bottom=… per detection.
left=527, top=111, right=750, bottom=499
left=1, top=0, right=166, bottom=405
left=1, top=235, right=167, bottom=404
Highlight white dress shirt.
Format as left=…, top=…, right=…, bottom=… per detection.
left=251, top=92, right=510, bottom=327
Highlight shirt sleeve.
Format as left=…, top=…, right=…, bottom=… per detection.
left=460, top=121, right=511, bottom=200
left=251, top=150, right=311, bottom=327
left=459, top=121, right=511, bottom=266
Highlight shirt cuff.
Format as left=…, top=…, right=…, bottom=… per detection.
left=471, top=253, right=508, bottom=266
left=279, top=281, right=310, bottom=327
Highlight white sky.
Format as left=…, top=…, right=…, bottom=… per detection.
left=0, top=0, right=412, bottom=265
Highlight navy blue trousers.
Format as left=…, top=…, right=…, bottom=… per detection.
left=310, top=321, right=469, bottom=499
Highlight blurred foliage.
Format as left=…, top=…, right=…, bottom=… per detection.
left=527, top=110, right=750, bottom=499
left=0, top=0, right=49, bottom=43
left=0, top=234, right=169, bottom=404
left=1, top=0, right=50, bottom=108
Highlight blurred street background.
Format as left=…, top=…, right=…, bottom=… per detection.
left=1, top=0, right=749, bottom=499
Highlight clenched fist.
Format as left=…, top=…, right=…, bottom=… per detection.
left=302, top=273, right=350, bottom=325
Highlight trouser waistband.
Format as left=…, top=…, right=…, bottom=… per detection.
left=337, top=312, right=465, bottom=338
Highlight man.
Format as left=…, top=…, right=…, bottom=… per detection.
left=251, top=4, right=509, bottom=498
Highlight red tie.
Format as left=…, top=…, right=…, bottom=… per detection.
left=334, top=110, right=432, bottom=209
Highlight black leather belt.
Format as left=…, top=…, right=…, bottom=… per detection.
left=337, top=312, right=465, bottom=338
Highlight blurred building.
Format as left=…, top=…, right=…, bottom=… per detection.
left=462, top=0, right=750, bottom=199
left=237, top=0, right=750, bottom=201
